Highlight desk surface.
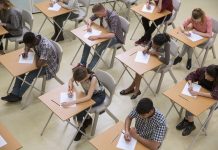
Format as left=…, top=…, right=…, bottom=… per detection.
left=0, top=26, right=8, bottom=36
left=131, top=3, right=171, bottom=21
left=34, top=1, right=71, bottom=18
left=163, top=80, right=217, bottom=116
left=0, top=123, right=22, bottom=150
left=39, top=84, right=95, bottom=121
left=168, top=28, right=208, bottom=48
left=89, top=122, right=149, bottom=150
left=116, top=46, right=163, bottom=75
left=71, top=23, right=110, bottom=47
left=0, top=49, right=37, bottom=77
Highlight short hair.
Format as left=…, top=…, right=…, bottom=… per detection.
left=73, top=67, right=88, bottom=82
left=92, top=3, right=105, bottom=13
left=153, top=33, right=171, bottom=46
left=0, top=0, right=14, bottom=9
left=136, top=98, right=154, bottom=114
left=23, top=32, right=36, bottom=45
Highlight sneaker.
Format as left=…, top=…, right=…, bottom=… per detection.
left=176, top=118, right=189, bottom=130
left=74, top=126, right=86, bottom=141
left=135, top=39, right=144, bottom=46
left=186, top=59, right=192, bottom=70
left=182, top=123, right=196, bottom=136
left=1, top=93, right=22, bottom=102
left=173, top=56, right=182, bottom=65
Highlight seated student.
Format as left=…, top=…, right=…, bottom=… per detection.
left=1, top=32, right=59, bottom=102
left=75, top=3, right=124, bottom=70
left=50, top=0, right=80, bottom=42
left=173, top=8, right=212, bottom=70
left=0, top=0, right=23, bottom=53
left=61, top=67, right=106, bottom=141
left=135, top=0, right=173, bottom=46
left=176, top=65, right=218, bottom=136
left=120, top=33, right=171, bottom=99
left=124, top=98, right=167, bottom=150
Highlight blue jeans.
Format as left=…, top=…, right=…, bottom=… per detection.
left=11, top=68, right=46, bottom=97
left=80, top=37, right=119, bottom=70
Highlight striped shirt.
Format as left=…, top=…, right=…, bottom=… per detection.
left=129, top=108, right=167, bottom=143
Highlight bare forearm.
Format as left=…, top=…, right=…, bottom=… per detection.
left=136, top=135, right=160, bottom=150
left=98, top=33, right=115, bottom=39
left=124, top=117, right=131, bottom=132
left=198, top=92, right=213, bottom=98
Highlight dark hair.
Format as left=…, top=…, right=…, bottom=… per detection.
left=206, top=65, right=218, bottom=85
left=23, top=32, right=36, bottom=45
left=192, top=8, right=205, bottom=21
left=153, top=33, right=171, bottom=47
left=0, top=0, right=14, bottom=9
left=136, top=98, right=154, bottom=114
left=92, top=3, right=105, bottom=13
left=73, top=67, right=89, bottom=82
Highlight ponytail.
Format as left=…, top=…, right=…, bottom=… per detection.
left=206, top=65, right=218, bottom=86
left=153, top=33, right=171, bottom=47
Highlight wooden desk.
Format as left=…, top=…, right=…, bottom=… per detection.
left=0, top=26, right=8, bottom=36
left=163, top=80, right=216, bottom=116
left=168, top=28, right=208, bottom=48
left=0, top=123, right=22, bottom=150
left=90, top=122, right=149, bottom=150
left=0, top=49, right=37, bottom=77
left=39, top=84, right=95, bottom=121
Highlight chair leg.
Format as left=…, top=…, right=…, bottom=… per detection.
left=91, top=113, right=99, bottom=136
left=54, top=75, right=64, bottom=85
left=15, top=41, right=19, bottom=50
left=41, top=76, right=46, bottom=95
left=73, top=21, right=79, bottom=40
left=172, top=22, right=175, bottom=29
left=106, top=109, right=119, bottom=122
left=126, top=4, right=131, bottom=21
left=163, top=24, right=168, bottom=33
left=201, top=48, right=209, bottom=67
left=211, top=46, right=216, bottom=59
left=169, top=69, right=177, bottom=83
left=110, top=48, right=117, bottom=68
left=156, top=73, right=165, bottom=94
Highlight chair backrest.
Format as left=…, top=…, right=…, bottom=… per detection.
left=119, top=16, right=130, bottom=43
left=78, top=0, right=90, bottom=18
left=159, top=127, right=168, bottom=149
left=95, top=70, right=116, bottom=107
left=167, top=40, right=179, bottom=68
left=167, top=0, right=181, bottom=23
left=50, top=40, right=63, bottom=73
left=22, top=9, right=34, bottom=31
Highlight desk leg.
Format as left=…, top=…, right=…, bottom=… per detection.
left=41, top=112, right=54, bottom=136
left=70, top=42, right=83, bottom=65
left=152, top=15, right=167, bottom=34
left=130, top=12, right=141, bottom=40
left=166, top=101, right=181, bottom=118
left=38, top=17, right=47, bottom=34
left=116, top=63, right=127, bottom=87
left=193, top=48, right=200, bottom=67
left=7, top=77, right=15, bottom=94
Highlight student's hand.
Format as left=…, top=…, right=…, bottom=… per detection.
left=124, top=131, right=131, bottom=142
left=188, top=80, right=192, bottom=87
left=143, top=49, right=148, bottom=55
left=189, top=89, right=199, bottom=96
left=146, top=3, right=151, bottom=9
left=87, top=26, right=92, bottom=32
left=149, top=51, right=158, bottom=56
left=49, top=2, right=54, bottom=7
left=58, top=2, right=64, bottom=6
left=192, top=29, right=199, bottom=35
left=22, top=52, right=28, bottom=59
left=68, top=81, right=74, bottom=94
left=129, top=128, right=138, bottom=139
left=88, top=36, right=99, bottom=41
left=0, top=23, right=6, bottom=27
left=184, top=31, right=191, bottom=37
left=156, top=7, right=161, bottom=13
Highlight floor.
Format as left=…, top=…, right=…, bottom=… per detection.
left=0, top=0, right=218, bottom=150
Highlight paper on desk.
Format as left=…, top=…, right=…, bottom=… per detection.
left=116, top=132, right=137, bottom=150
left=19, top=52, right=35, bottom=64
left=60, top=92, right=76, bottom=107
left=0, top=135, right=7, bottom=148
left=186, top=31, right=203, bottom=42
left=181, top=83, right=201, bottom=98
left=142, top=5, right=155, bottom=13
left=48, top=3, right=61, bottom=11
left=84, top=29, right=102, bottom=39
left=134, top=51, right=150, bottom=64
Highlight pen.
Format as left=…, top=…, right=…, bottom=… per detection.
left=111, top=130, right=125, bottom=143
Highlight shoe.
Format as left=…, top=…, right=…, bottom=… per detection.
left=82, top=117, right=93, bottom=129
left=0, top=43, right=3, bottom=50
left=186, top=59, right=192, bottom=70
left=72, top=63, right=86, bottom=71
left=74, top=126, right=86, bottom=141
left=120, top=89, right=134, bottom=95
left=135, top=39, right=144, bottom=46
left=176, top=118, right=189, bottom=130
left=130, top=90, right=141, bottom=99
left=173, top=56, right=182, bottom=65
left=182, top=123, right=196, bottom=136
left=1, top=93, right=22, bottom=102
left=51, top=34, right=57, bottom=41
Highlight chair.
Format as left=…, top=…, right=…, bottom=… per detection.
left=159, top=127, right=168, bottom=149
left=5, top=9, right=33, bottom=50
left=109, top=16, right=130, bottom=68
left=155, top=40, right=179, bottom=94
left=89, top=70, right=119, bottom=136
left=163, top=0, right=181, bottom=32
left=196, top=18, right=218, bottom=67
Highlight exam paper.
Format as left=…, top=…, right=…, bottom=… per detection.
left=84, top=29, right=102, bottom=39
left=0, top=135, right=7, bottom=148
left=187, top=31, right=203, bottom=42
left=141, top=5, right=155, bottom=13
left=19, top=52, right=35, bottom=64
left=134, top=51, right=150, bottom=64
left=48, top=3, right=61, bottom=11
left=116, top=132, right=137, bottom=150
left=60, top=92, right=76, bottom=107
left=181, top=83, right=201, bottom=98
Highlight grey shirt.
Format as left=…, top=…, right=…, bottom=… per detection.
left=0, top=8, right=23, bottom=36
left=58, top=0, right=80, bottom=14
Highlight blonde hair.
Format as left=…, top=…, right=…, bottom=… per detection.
left=0, top=0, right=14, bottom=9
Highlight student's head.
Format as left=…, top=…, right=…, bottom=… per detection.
left=152, top=33, right=171, bottom=50
left=0, top=0, right=13, bottom=10
left=23, top=32, right=37, bottom=48
left=205, top=65, right=218, bottom=85
left=191, top=8, right=205, bottom=23
left=92, top=3, right=107, bottom=18
left=73, top=67, right=89, bottom=83
left=136, top=98, right=155, bottom=118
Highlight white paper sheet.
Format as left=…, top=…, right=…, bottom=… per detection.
left=186, top=31, right=204, bottom=42
left=181, top=83, right=201, bottom=98
left=48, top=3, right=61, bottom=11
left=19, top=52, right=35, bottom=64
left=141, top=5, right=155, bottom=13
left=134, top=51, right=150, bottom=64
left=0, top=135, right=7, bottom=148
left=84, top=29, right=102, bottom=39
left=60, top=92, right=76, bottom=107
left=116, top=132, right=137, bottom=150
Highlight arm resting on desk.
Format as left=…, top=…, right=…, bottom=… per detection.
left=96, top=33, right=115, bottom=39
left=134, top=134, right=160, bottom=150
